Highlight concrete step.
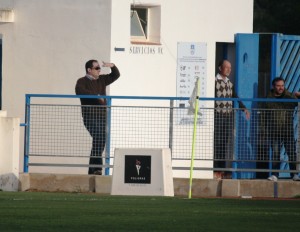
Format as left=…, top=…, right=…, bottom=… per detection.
left=18, top=173, right=300, bottom=198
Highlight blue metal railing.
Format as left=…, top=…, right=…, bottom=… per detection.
left=21, top=94, right=300, bottom=178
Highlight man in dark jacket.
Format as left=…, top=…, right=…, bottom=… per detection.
left=75, top=59, right=120, bottom=175
left=263, top=77, right=300, bottom=181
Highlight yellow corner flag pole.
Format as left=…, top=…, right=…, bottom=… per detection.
left=188, top=77, right=200, bottom=199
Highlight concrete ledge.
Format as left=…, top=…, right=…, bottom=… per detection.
left=173, top=178, right=189, bottom=196
left=278, top=181, right=300, bottom=198
left=174, top=178, right=222, bottom=197
left=239, top=180, right=275, bottom=198
left=221, top=179, right=240, bottom=197
left=95, top=176, right=112, bottom=194
left=18, top=174, right=300, bottom=198
left=20, top=173, right=95, bottom=193
left=19, top=173, right=30, bottom=191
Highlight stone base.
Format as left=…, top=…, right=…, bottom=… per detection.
left=19, top=173, right=96, bottom=193
left=0, top=173, right=19, bottom=191
left=18, top=173, right=300, bottom=198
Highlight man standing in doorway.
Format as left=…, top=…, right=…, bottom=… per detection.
left=214, top=60, right=250, bottom=179
left=75, top=60, right=120, bottom=175
left=263, top=77, right=300, bottom=181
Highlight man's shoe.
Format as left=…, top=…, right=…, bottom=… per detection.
left=93, top=170, right=102, bottom=175
left=267, top=175, right=278, bottom=181
left=292, top=174, right=300, bottom=181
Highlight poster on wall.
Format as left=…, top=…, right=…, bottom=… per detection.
left=176, top=42, right=207, bottom=124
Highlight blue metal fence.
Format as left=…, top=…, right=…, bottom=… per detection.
left=22, top=94, right=300, bottom=179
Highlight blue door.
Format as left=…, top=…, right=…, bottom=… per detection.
left=271, top=34, right=300, bottom=91
left=234, top=33, right=259, bottom=179
left=271, top=34, right=300, bottom=178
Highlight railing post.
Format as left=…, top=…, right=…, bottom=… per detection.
left=169, top=100, right=174, bottom=152
left=232, top=99, right=238, bottom=179
left=105, top=97, right=112, bottom=176
left=23, top=95, right=31, bottom=173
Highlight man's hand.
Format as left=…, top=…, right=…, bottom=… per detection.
left=102, top=61, right=115, bottom=68
left=99, top=99, right=106, bottom=105
left=294, top=92, right=300, bottom=98
left=244, top=109, right=250, bottom=120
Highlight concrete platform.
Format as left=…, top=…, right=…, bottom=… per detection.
left=18, top=173, right=300, bottom=198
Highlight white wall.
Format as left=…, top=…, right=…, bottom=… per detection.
left=0, top=0, right=254, bottom=116
left=0, top=0, right=113, bottom=117
left=110, top=0, right=253, bottom=99
left=0, top=0, right=253, bottom=176
left=0, top=111, right=20, bottom=191
left=0, top=0, right=113, bottom=173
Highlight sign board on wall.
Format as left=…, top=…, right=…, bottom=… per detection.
left=176, top=42, right=207, bottom=124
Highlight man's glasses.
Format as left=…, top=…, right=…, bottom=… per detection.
left=92, top=66, right=101, bottom=70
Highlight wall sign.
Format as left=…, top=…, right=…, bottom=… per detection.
left=176, top=42, right=207, bottom=124
left=129, top=46, right=163, bottom=54
left=124, top=155, right=151, bottom=184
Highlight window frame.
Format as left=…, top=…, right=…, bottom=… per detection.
left=130, top=4, right=161, bottom=45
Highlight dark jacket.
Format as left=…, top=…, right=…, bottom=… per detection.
left=261, top=89, right=298, bottom=134
left=75, top=66, right=120, bottom=118
left=75, top=66, right=120, bottom=105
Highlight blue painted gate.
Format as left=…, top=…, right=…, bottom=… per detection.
left=234, top=33, right=300, bottom=179
left=271, top=34, right=300, bottom=178
left=234, top=33, right=259, bottom=179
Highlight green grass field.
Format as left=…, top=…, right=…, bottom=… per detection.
left=0, top=192, right=299, bottom=232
